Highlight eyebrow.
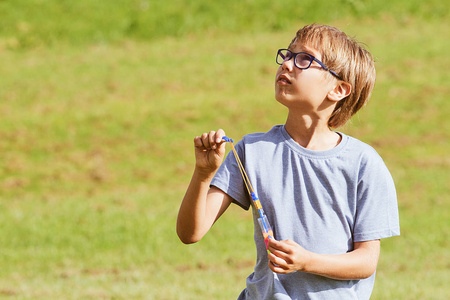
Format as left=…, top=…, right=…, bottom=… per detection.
left=288, top=44, right=317, bottom=55
left=288, top=48, right=316, bottom=58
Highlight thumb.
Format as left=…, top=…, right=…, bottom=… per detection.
left=267, top=236, right=281, bottom=251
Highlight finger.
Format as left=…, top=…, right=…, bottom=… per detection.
left=208, top=131, right=217, bottom=149
left=268, top=247, right=289, bottom=263
left=268, top=241, right=293, bottom=263
left=215, top=130, right=228, bottom=154
left=215, top=129, right=226, bottom=144
left=201, top=132, right=213, bottom=149
left=267, top=238, right=285, bottom=253
left=194, top=135, right=205, bottom=148
left=268, top=252, right=287, bottom=268
left=268, top=238, right=295, bottom=254
left=268, top=260, right=288, bottom=274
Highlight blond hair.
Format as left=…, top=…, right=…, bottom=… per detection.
left=290, top=24, right=376, bottom=128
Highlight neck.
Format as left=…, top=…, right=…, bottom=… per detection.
left=284, top=112, right=341, bottom=151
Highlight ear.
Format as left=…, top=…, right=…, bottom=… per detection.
left=327, top=81, right=352, bottom=102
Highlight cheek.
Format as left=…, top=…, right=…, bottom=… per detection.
left=275, top=67, right=283, bottom=81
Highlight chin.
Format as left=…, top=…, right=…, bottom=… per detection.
left=274, top=93, right=290, bottom=108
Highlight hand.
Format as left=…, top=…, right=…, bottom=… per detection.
left=193, top=129, right=227, bottom=176
left=267, top=238, right=312, bottom=274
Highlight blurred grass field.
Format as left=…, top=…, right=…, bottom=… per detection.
left=0, top=1, right=449, bottom=299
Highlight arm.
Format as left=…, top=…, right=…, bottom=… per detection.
left=176, top=129, right=233, bottom=244
left=267, top=238, right=380, bottom=280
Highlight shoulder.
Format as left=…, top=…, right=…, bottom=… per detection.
left=242, top=125, right=285, bottom=144
left=341, top=134, right=385, bottom=163
left=233, top=125, right=285, bottom=152
left=230, top=126, right=286, bottom=162
left=341, top=133, right=393, bottom=180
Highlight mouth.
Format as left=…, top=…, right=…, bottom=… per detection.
left=277, top=74, right=291, bottom=85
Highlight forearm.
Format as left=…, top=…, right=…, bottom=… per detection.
left=176, top=169, right=214, bottom=244
left=177, top=129, right=230, bottom=244
left=268, top=239, right=380, bottom=280
left=304, top=242, right=380, bottom=280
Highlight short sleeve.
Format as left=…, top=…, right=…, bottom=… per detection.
left=353, top=151, right=400, bottom=242
left=211, top=140, right=251, bottom=210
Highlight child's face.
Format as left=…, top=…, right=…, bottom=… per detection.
left=275, top=42, right=337, bottom=112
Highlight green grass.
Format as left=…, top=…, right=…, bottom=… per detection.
left=0, top=1, right=449, bottom=299
left=0, top=0, right=448, bottom=49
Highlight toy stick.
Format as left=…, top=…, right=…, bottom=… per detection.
left=222, top=136, right=274, bottom=251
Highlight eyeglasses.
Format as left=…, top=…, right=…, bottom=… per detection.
left=276, top=49, right=342, bottom=80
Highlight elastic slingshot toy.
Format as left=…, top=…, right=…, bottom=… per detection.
left=222, top=136, right=274, bottom=252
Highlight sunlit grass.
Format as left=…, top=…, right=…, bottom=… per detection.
left=0, top=9, right=448, bottom=300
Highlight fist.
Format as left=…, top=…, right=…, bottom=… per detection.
left=267, top=238, right=312, bottom=274
left=193, top=129, right=227, bottom=174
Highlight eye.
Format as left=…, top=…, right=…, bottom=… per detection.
left=277, top=50, right=293, bottom=65
left=285, top=51, right=293, bottom=60
left=281, top=50, right=293, bottom=61
left=295, top=53, right=313, bottom=68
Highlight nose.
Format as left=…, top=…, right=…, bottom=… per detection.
left=281, top=57, right=295, bottom=71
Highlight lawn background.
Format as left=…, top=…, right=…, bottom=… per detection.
left=0, top=0, right=449, bottom=299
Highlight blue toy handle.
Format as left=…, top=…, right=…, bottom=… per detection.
left=222, top=136, right=233, bottom=143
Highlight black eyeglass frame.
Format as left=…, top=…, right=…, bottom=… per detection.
left=276, top=49, right=342, bottom=80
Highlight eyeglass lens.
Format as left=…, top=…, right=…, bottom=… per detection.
left=277, top=50, right=313, bottom=69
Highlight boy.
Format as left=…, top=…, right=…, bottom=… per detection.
left=177, top=24, right=400, bottom=299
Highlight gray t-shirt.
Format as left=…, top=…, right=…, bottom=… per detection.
left=211, top=125, right=400, bottom=300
